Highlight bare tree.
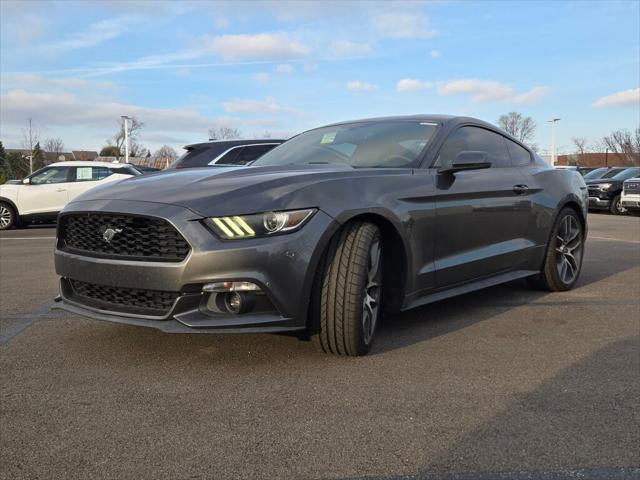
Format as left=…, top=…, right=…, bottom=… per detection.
left=110, top=116, right=144, bottom=160
left=44, top=137, right=65, bottom=163
left=153, top=145, right=178, bottom=168
left=21, top=118, right=40, bottom=173
left=497, top=112, right=537, bottom=145
left=602, top=127, right=640, bottom=163
left=209, top=126, right=241, bottom=140
left=571, top=137, right=588, bottom=154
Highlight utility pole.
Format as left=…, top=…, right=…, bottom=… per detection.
left=548, top=118, right=561, bottom=166
left=121, top=115, right=130, bottom=164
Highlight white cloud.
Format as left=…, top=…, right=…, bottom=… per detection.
left=346, top=81, right=378, bottom=92
left=429, top=49, right=441, bottom=59
left=330, top=40, right=372, bottom=57
left=275, top=63, right=295, bottom=75
left=593, top=88, right=640, bottom=108
left=1, top=73, right=116, bottom=90
left=513, top=86, right=550, bottom=104
left=371, top=13, right=437, bottom=39
left=396, top=78, right=433, bottom=92
left=43, top=15, right=142, bottom=53
left=437, top=79, right=549, bottom=104
left=254, top=72, right=271, bottom=84
left=205, top=33, right=310, bottom=61
left=223, top=97, right=294, bottom=113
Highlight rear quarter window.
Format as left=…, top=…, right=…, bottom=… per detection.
left=505, top=139, right=532, bottom=166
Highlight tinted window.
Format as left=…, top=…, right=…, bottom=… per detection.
left=601, top=168, right=626, bottom=178
left=73, top=166, right=113, bottom=182
left=505, top=139, right=531, bottom=166
left=436, top=126, right=511, bottom=169
left=213, top=148, right=241, bottom=165
left=253, top=121, right=438, bottom=168
left=611, top=167, right=640, bottom=181
left=30, top=167, right=72, bottom=185
left=171, top=146, right=226, bottom=169
left=230, top=144, right=276, bottom=165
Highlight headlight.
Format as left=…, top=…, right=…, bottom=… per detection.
left=598, top=183, right=613, bottom=191
left=208, top=208, right=316, bottom=239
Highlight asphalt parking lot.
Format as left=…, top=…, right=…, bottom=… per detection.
left=0, top=214, right=638, bottom=480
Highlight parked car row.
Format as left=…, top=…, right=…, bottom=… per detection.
left=583, top=166, right=640, bottom=215
left=0, top=140, right=283, bottom=230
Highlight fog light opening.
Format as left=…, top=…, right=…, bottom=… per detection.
left=225, top=292, right=255, bottom=314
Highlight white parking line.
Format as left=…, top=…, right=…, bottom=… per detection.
left=0, top=237, right=56, bottom=240
left=589, top=236, right=640, bottom=244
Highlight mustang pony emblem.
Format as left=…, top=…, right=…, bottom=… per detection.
left=101, top=227, right=123, bottom=243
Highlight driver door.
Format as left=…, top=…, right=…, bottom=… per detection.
left=19, top=166, right=72, bottom=215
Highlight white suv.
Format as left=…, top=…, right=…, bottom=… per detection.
left=621, top=177, right=640, bottom=215
left=0, top=161, right=141, bottom=230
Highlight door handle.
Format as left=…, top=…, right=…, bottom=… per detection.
left=513, top=184, right=529, bottom=195
left=56, top=188, right=66, bottom=192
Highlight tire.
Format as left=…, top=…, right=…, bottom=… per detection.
left=609, top=194, right=625, bottom=215
left=528, top=207, right=584, bottom=291
left=0, top=202, right=16, bottom=230
left=311, top=222, right=383, bottom=356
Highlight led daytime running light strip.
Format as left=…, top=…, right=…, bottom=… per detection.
left=212, top=217, right=256, bottom=238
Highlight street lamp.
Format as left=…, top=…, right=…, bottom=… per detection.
left=547, top=118, right=561, bottom=166
left=120, top=115, right=131, bottom=164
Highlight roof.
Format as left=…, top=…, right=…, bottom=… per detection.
left=184, top=139, right=285, bottom=149
left=324, top=114, right=459, bottom=127
left=48, top=161, right=133, bottom=168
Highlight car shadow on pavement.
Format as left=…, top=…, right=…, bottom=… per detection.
left=422, top=335, right=640, bottom=476
left=374, top=239, right=640, bottom=355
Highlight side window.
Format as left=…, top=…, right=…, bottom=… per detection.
left=436, top=126, right=511, bottom=168
left=30, top=167, right=71, bottom=185
left=235, top=145, right=275, bottom=165
left=213, top=147, right=241, bottom=165
left=74, top=166, right=113, bottom=182
left=505, top=139, right=532, bottom=166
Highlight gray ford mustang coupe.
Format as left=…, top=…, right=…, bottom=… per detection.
left=53, top=115, right=588, bottom=356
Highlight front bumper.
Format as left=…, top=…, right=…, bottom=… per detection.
left=588, top=196, right=611, bottom=209
left=53, top=199, right=336, bottom=333
left=621, top=194, right=640, bottom=211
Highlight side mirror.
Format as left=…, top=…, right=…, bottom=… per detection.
left=439, top=151, right=492, bottom=174
left=22, top=178, right=31, bottom=185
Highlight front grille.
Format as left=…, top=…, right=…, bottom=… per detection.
left=59, top=213, right=190, bottom=262
left=68, top=279, right=179, bottom=316
left=624, top=182, right=640, bottom=193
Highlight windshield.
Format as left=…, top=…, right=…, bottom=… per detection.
left=601, top=168, right=626, bottom=178
left=253, top=121, right=439, bottom=168
left=583, top=167, right=608, bottom=179
left=611, top=167, right=640, bottom=181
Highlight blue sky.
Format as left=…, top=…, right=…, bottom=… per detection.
left=1, top=0, right=638, bottom=155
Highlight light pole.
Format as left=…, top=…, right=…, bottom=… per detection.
left=548, top=118, right=561, bottom=166
left=120, top=115, right=131, bottom=164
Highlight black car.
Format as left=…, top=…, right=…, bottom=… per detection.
left=169, top=139, right=284, bottom=169
left=586, top=167, right=640, bottom=214
left=53, top=115, right=588, bottom=356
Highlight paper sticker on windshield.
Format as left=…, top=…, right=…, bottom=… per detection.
left=76, top=167, right=92, bottom=180
left=320, top=132, right=336, bottom=144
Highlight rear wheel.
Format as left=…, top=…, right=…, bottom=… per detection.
left=311, top=222, right=382, bottom=356
left=528, top=208, right=584, bottom=291
left=0, top=202, right=16, bottom=230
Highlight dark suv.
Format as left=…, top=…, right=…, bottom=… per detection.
left=169, top=139, right=284, bottom=169
left=586, top=167, right=640, bottom=214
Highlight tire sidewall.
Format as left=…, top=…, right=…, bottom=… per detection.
left=546, top=209, right=584, bottom=290
left=0, top=202, right=15, bottom=230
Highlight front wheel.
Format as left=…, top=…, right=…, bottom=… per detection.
left=609, top=194, right=626, bottom=215
left=529, top=208, right=584, bottom=291
left=0, top=202, right=16, bottom=230
left=312, top=222, right=382, bottom=356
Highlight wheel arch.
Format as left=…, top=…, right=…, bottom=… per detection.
left=0, top=196, right=20, bottom=220
left=304, top=210, right=410, bottom=322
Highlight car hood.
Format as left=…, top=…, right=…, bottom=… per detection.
left=70, top=164, right=411, bottom=217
